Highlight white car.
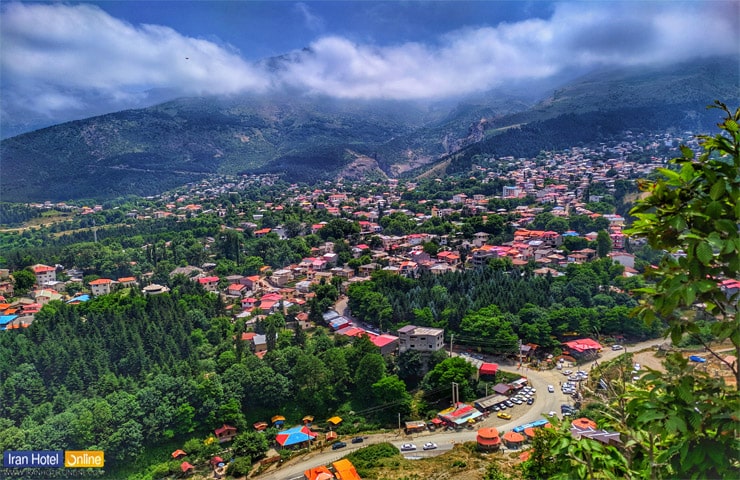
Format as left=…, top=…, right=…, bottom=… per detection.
left=612, top=344, right=623, bottom=350
left=400, top=443, right=417, bottom=451
left=423, top=442, right=437, bottom=450
left=548, top=385, right=555, bottom=393
left=634, top=363, right=641, bottom=371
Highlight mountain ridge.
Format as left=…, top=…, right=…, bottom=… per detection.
left=1, top=56, right=737, bottom=202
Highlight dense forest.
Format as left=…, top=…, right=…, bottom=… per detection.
left=347, top=259, right=660, bottom=350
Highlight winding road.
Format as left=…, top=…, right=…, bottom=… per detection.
left=256, top=339, right=662, bottom=480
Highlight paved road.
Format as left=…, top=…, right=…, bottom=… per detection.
left=256, top=338, right=662, bottom=480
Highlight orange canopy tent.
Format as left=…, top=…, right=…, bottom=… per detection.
left=572, top=417, right=598, bottom=430
left=502, top=431, right=525, bottom=445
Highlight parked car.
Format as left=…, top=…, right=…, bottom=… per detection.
left=548, top=385, right=555, bottom=393
left=611, top=344, right=623, bottom=350
left=634, top=363, right=641, bottom=371
left=332, top=442, right=347, bottom=450
left=512, top=397, right=523, bottom=404
left=351, top=437, right=364, bottom=444
left=497, top=412, right=512, bottom=420
left=423, top=442, right=438, bottom=450
left=527, top=397, right=534, bottom=405
left=400, top=443, right=417, bottom=451
left=505, top=400, right=514, bottom=407
left=492, top=405, right=500, bottom=412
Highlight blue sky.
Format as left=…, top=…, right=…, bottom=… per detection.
left=1, top=1, right=738, bottom=135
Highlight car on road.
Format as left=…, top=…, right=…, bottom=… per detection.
left=634, top=363, right=641, bottom=371
left=400, top=443, right=417, bottom=451
left=423, top=442, right=438, bottom=450
left=351, top=437, right=364, bottom=444
left=497, top=412, right=512, bottom=420
left=332, top=442, right=347, bottom=450
left=612, top=344, right=624, bottom=350
left=548, top=385, right=555, bottom=393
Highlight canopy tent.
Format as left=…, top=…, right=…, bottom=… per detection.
left=572, top=417, right=598, bottom=430
left=327, top=416, right=343, bottom=425
left=271, top=415, right=286, bottom=426
left=304, top=466, right=334, bottom=480
left=479, top=363, right=499, bottom=375
left=524, top=427, right=537, bottom=439
left=502, top=431, right=525, bottom=447
left=325, top=431, right=338, bottom=441
left=276, top=425, right=317, bottom=447
left=302, top=415, right=315, bottom=424
left=180, top=461, right=195, bottom=473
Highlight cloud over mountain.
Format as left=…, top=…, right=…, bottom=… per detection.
left=1, top=1, right=737, bottom=134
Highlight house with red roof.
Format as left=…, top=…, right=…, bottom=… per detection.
left=31, top=264, right=56, bottom=286
left=197, top=276, right=220, bottom=292
left=214, top=424, right=237, bottom=443
left=371, top=334, right=399, bottom=356
left=89, top=278, right=114, bottom=296
left=562, top=338, right=603, bottom=360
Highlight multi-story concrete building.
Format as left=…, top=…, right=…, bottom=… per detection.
left=397, top=325, right=445, bottom=353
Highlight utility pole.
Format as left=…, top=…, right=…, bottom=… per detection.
left=449, top=333, right=454, bottom=357
left=398, top=412, right=401, bottom=437
left=451, top=382, right=459, bottom=406
left=518, top=338, right=523, bottom=370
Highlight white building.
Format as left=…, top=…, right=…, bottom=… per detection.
left=397, top=325, right=445, bottom=352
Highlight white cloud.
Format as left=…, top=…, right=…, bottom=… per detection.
left=1, top=1, right=737, bottom=129
left=1, top=2, right=270, bottom=119
left=276, top=2, right=739, bottom=99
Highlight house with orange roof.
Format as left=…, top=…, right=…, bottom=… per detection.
left=117, top=277, right=138, bottom=287
left=89, top=278, right=114, bottom=296
left=227, top=283, right=246, bottom=297
left=240, top=275, right=262, bottom=290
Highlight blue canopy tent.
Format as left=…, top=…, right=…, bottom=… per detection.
left=275, top=425, right=317, bottom=447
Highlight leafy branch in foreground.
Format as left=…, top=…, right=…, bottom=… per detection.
left=628, top=101, right=740, bottom=386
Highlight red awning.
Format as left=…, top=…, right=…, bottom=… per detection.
left=479, top=363, right=499, bottom=375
